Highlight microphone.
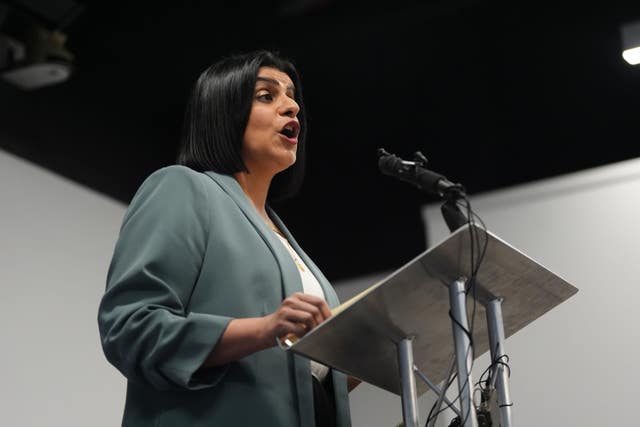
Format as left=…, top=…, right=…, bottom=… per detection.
left=377, top=148, right=464, bottom=198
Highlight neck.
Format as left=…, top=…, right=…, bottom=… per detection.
left=233, top=170, right=273, bottom=221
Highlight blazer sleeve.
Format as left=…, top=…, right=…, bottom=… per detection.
left=98, top=166, right=233, bottom=391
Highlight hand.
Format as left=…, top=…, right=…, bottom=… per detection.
left=261, top=292, right=332, bottom=347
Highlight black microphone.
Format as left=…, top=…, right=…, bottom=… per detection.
left=377, top=148, right=464, bottom=198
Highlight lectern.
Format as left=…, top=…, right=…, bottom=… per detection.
left=286, top=224, right=578, bottom=427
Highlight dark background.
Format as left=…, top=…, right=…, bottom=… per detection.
left=2, top=0, right=639, bottom=281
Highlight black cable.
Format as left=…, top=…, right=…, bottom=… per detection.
left=476, top=353, right=511, bottom=393
left=380, top=152, right=490, bottom=426
left=448, top=310, right=474, bottom=346
left=425, top=194, right=489, bottom=427
left=474, top=337, right=514, bottom=418
left=425, top=371, right=458, bottom=426
left=378, top=150, right=497, bottom=425
left=457, top=197, right=480, bottom=427
left=444, top=196, right=489, bottom=427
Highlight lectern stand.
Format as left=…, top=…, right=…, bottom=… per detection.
left=287, top=224, right=578, bottom=427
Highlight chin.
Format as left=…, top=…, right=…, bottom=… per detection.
left=280, top=159, right=296, bottom=172
left=276, top=155, right=296, bottom=173
left=282, top=149, right=297, bottom=165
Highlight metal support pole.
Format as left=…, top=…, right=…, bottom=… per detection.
left=449, top=278, right=478, bottom=427
left=398, top=338, right=420, bottom=427
left=486, top=298, right=513, bottom=427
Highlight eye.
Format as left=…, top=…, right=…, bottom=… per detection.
left=256, top=91, right=273, bottom=102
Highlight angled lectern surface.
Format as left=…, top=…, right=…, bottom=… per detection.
left=288, top=224, right=578, bottom=396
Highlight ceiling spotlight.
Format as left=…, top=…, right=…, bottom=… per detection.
left=0, top=29, right=73, bottom=90
left=621, top=21, right=640, bottom=65
left=0, top=2, right=81, bottom=90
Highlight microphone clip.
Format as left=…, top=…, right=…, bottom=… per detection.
left=412, top=151, right=428, bottom=168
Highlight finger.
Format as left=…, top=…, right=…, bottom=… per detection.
left=295, top=293, right=332, bottom=320
left=287, top=299, right=324, bottom=326
left=281, top=321, right=307, bottom=338
left=317, top=300, right=332, bottom=320
left=284, top=308, right=318, bottom=330
left=284, top=294, right=324, bottom=325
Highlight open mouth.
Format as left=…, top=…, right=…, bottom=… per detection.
left=279, top=121, right=300, bottom=139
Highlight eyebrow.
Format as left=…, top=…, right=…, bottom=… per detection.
left=256, top=76, right=295, bottom=93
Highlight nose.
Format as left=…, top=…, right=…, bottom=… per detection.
left=279, top=96, right=300, bottom=118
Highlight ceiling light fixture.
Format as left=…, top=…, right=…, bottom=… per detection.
left=621, top=21, right=640, bottom=65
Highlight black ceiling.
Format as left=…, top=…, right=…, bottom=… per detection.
left=2, top=1, right=640, bottom=281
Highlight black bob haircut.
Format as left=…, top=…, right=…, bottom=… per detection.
left=177, top=50, right=307, bottom=201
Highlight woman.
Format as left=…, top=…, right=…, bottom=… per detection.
left=98, top=51, right=352, bottom=426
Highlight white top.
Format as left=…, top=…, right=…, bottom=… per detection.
left=273, top=232, right=325, bottom=299
left=272, top=231, right=330, bottom=382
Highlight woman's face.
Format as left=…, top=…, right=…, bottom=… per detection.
left=241, top=66, right=301, bottom=177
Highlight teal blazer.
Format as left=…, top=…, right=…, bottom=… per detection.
left=98, top=166, right=351, bottom=427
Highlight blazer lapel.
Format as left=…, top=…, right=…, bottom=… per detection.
left=202, top=172, right=303, bottom=299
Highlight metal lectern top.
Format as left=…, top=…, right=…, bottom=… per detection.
left=287, top=224, right=578, bottom=396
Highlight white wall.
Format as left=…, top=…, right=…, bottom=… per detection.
left=0, top=149, right=126, bottom=426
